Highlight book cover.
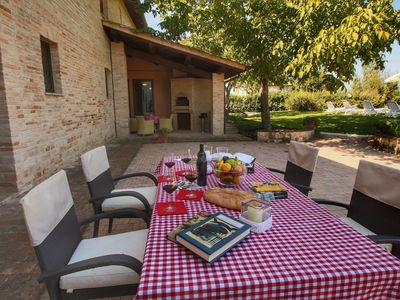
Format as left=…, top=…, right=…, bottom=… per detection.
left=176, top=213, right=251, bottom=262
left=166, top=211, right=211, bottom=244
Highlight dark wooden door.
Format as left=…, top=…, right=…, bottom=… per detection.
left=177, top=113, right=191, bottom=130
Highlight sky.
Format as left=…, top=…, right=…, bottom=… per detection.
left=145, top=0, right=400, bottom=79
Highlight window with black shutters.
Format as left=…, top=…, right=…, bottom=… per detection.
left=40, top=40, right=54, bottom=93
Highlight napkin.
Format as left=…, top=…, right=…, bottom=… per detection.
left=176, top=190, right=204, bottom=201
left=156, top=202, right=188, bottom=216
left=157, top=175, right=175, bottom=183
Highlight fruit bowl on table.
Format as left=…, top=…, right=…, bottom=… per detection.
left=214, top=157, right=247, bottom=187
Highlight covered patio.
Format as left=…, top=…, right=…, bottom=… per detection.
left=104, top=21, right=246, bottom=137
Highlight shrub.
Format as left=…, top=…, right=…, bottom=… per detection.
left=302, top=116, right=319, bottom=129
left=269, top=93, right=287, bottom=111
left=285, top=91, right=325, bottom=111
left=229, top=94, right=260, bottom=112
left=228, top=93, right=288, bottom=113
left=374, top=118, right=400, bottom=137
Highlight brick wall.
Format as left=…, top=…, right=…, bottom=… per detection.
left=212, top=73, right=225, bottom=136
left=0, top=0, right=116, bottom=190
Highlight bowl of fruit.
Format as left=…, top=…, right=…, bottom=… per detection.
left=214, top=156, right=247, bottom=187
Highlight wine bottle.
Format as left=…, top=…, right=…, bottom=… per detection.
left=197, top=144, right=207, bottom=186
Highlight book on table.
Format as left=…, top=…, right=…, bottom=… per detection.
left=176, top=212, right=252, bottom=263
left=167, top=211, right=211, bottom=244
left=251, top=181, right=288, bottom=200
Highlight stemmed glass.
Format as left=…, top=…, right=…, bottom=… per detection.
left=164, top=154, right=176, bottom=169
left=216, top=146, right=229, bottom=154
left=204, top=145, right=213, bottom=162
left=184, top=170, right=198, bottom=183
left=181, top=149, right=192, bottom=164
left=162, top=172, right=178, bottom=194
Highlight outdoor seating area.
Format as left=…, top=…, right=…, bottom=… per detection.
left=15, top=140, right=400, bottom=300
left=1, top=1, right=400, bottom=299
left=325, top=100, right=397, bottom=116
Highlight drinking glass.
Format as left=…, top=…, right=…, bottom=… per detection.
left=164, top=154, right=176, bottom=169
left=216, top=146, right=229, bottom=154
left=162, top=173, right=178, bottom=194
left=204, top=145, right=213, bottom=162
left=184, top=170, right=198, bottom=183
left=181, top=150, right=192, bottom=164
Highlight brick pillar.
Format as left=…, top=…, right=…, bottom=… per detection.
left=111, top=42, right=130, bottom=137
left=212, top=73, right=225, bottom=136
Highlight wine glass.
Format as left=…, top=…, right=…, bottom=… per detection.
left=164, top=154, right=176, bottom=169
left=181, top=149, right=192, bottom=164
left=184, top=170, right=198, bottom=183
left=162, top=173, right=178, bottom=194
left=216, top=146, right=229, bottom=154
left=204, top=145, right=213, bottom=162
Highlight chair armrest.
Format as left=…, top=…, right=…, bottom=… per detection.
left=367, top=234, right=400, bottom=245
left=267, top=167, right=286, bottom=175
left=80, top=208, right=150, bottom=227
left=38, top=254, right=142, bottom=283
left=312, top=198, right=350, bottom=209
left=114, top=172, right=158, bottom=186
left=289, top=182, right=313, bottom=192
left=90, top=191, right=152, bottom=214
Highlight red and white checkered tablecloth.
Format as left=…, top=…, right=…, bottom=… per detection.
left=136, top=157, right=400, bottom=299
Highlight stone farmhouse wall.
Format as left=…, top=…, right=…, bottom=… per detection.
left=0, top=0, right=117, bottom=191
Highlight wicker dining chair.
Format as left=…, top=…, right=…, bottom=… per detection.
left=313, top=160, right=400, bottom=258
left=81, top=145, right=157, bottom=237
left=267, top=141, right=319, bottom=195
left=20, top=170, right=149, bottom=299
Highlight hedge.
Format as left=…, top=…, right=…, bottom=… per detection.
left=228, top=93, right=287, bottom=112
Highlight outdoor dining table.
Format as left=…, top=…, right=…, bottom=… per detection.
left=135, top=156, right=400, bottom=299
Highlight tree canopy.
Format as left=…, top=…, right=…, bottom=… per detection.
left=144, top=0, right=399, bottom=129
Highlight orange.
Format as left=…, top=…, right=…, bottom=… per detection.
left=232, top=175, right=241, bottom=184
left=221, top=163, right=232, bottom=172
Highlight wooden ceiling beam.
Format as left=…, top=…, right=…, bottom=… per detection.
left=148, top=43, right=157, bottom=54
left=126, top=48, right=212, bottom=79
left=184, top=56, right=191, bottom=66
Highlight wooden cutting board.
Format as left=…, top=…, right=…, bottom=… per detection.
left=204, top=188, right=258, bottom=211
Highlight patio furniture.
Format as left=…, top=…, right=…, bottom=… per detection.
left=267, top=141, right=319, bottom=195
left=342, top=100, right=359, bottom=113
left=362, top=100, right=389, bottom=115
left=144, top=114, right=160, bottom=126
left=135, top=157, right=400, bottom=299
left=130, top=117, right=138, bottom=133
left=313, top=160, right=400, bottom=258
left=136, top=116, right=155, bottom=135
left=325, top=101, right=344, bottom=113
left=20, top=170, right=149, bottom=300
left=81, top=145, right=157, bottom=237
left=387, top=100, right=400, bottom=117
left=159, top=114, right=173, bottom=131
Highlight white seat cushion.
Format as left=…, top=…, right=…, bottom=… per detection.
left=102, top=186, right=157, bottom=212
left=340, top=217, right=392, bottom=252
left=60, top=229, right=148, bottom=290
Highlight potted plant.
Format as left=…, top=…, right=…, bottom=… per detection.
left=302, top=117, right=319, bottom=130
left=158, top=127, right=171, bottom=142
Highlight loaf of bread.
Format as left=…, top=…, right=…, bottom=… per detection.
left=204, top=188, right=258, bottom=211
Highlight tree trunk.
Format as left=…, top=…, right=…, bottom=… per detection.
left=260, top=76, right=271, bottom=130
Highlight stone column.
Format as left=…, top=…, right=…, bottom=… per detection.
left=212, top=73, right=225, bottom=136
left=111, top=41, right=130, bottom=137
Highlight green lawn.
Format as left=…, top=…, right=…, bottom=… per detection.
left=229, top=111, right=392, bottom=138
